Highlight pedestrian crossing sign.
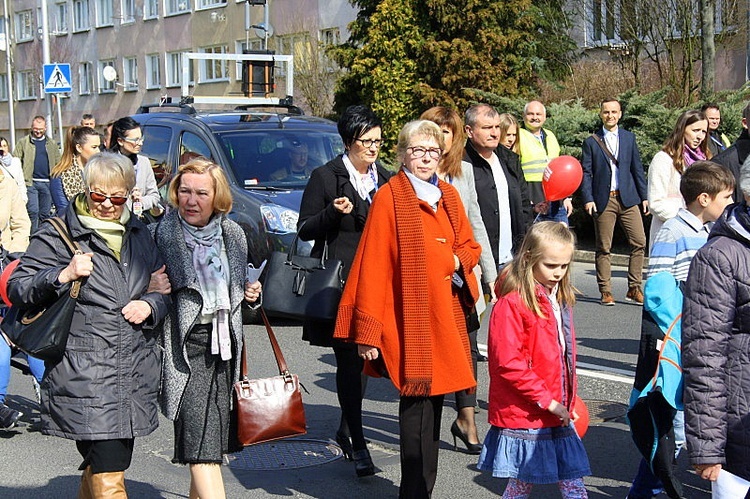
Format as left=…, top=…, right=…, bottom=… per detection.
left=43, top=63, right=72, bottom=93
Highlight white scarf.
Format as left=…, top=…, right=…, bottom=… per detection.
left=342, top=153, right=377, bottom=201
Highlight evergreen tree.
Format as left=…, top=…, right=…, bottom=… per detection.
left=331, top=0, right=577, bottom=152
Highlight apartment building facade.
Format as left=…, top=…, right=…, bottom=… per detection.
left=0, top=0, right=356, bottom=136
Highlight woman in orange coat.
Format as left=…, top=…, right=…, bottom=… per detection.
left=335, top=120, right=481, bottom=498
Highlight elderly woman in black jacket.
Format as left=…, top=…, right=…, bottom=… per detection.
left=8, top=151, right=170, bottom=498
left=154, top=158, right=262, bottom=499
left=297, top=105, right=392, bottom=477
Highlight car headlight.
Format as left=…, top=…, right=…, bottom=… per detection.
left=260, top=205, right=299, bottom=234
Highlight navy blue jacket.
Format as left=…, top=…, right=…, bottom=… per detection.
left=581, top=128, right=647, bottom=213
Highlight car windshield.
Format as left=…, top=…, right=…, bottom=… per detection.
left=217, top=130, right=344, bottom=188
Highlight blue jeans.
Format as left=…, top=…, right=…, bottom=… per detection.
left=628, top=410, right=685, bottom=498
left=535, top=200, right=569, bottom=225
left=0, top=339, right=45, bottom=404
left=27, top=181, right=53, bottom=233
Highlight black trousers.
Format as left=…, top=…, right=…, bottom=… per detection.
left=399, top=395, right=444, bottom=499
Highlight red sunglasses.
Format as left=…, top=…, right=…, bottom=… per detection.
left=88, top=190, right=128, bottom=206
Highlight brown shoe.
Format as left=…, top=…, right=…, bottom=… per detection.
left=626, top=286, right=644, bottom=305
left=601, top=291, right=615, bottom=306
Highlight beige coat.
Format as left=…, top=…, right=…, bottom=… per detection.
left=0, top=172, right=31, bottom=253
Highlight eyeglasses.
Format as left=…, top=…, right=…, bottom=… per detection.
left=122, top=136, right=144, bottom=144
left=356, top=138, right=383, bottom=149
left=407, top=147, right=442, bottom=159
left=88, top=190, right=128, bottom=206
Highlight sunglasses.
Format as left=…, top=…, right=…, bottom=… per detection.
left=89, top=190, right=128, bottom=206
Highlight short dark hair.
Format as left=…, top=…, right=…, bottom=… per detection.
left=108, top=116, right=141, bottom=154
left=700, top=102, right=720, bottom=113
left=600, top=98, right=621, bottom=110
left=337, top=105, right=382, bottom=148
left=81, top=113, right=94, bottom=121
left=680, top=160, right=735, bottom=204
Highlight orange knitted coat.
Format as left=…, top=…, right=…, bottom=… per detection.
left=334, top=171, right=481, bottom=397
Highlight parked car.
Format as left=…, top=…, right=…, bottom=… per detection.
left=131, top=103, right=344, bottom=264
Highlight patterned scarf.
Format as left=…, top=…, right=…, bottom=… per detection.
left=683, top=143, right=706, bottom=169
left=179, top=214, right=233, bottom=361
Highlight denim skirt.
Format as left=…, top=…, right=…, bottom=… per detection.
left=477, top=424, right=591, bottom=484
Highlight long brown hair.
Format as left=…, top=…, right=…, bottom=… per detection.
left=497, top=221, right=577, bottom=316
left=419, top=106, right=466, bottom=179
left=51, top=126, right=99, bottom=177
left=498, top=113, right=520, bottom=154
left=662, top=110, right=711, bottom=174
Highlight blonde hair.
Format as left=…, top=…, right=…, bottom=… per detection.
left=83, top=152, right=136, bottom=192
left=396, top=120, right=445, bottom=164
left=498, top=221, right=577, bottom=316
left=498, top=113, right=520, bottom=154
left=167, top=157, right=233, bottom=214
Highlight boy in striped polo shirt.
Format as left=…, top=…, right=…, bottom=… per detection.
left=647, top=161, right=735, bottom=282
left=627, top=160, right=734, bottom=498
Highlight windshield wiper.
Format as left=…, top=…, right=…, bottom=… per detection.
left=243, top=184, right=287, bottom=191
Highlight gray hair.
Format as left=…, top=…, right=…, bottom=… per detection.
left=464, top=104, right=498, bottom=128
left=396, top=120, right=444, bottom=164
left=83, top=151, right=136, bottom=192
left=523, top=100, right=546, bottom=116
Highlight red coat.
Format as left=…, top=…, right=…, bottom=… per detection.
left=334, top=173, right=480, bottom=397
left=487, top=284, right=578, bottom=429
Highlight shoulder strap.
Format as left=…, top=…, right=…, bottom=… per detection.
left=591, top=133, right=619, bottom=166
left=47, top=217, right=81, bottom=257
left=238, top=308, right=291, bottom=380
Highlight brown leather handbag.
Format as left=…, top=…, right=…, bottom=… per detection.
left=232, top=308, right=307, bottom=447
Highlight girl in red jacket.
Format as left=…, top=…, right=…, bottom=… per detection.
left=478, top=221, right=590, bottom=498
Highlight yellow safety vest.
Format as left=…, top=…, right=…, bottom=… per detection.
left=518, top=127, right=560, bottom=183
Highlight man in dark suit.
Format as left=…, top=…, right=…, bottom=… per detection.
left=581, top=99, right=649, bottom=306
left=711, top=101, right=750, bottom=203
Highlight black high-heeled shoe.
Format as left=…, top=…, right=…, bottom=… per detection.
left=335, top=431, right=353, bottom=461
left=450, top=420, right=482, bottom=455
left=352, top=448, right=375, bottom=477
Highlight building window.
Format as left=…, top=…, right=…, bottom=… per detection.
left=121, top=0, right=136, bottom=23
left=165, top=0, right=190, bottom=16
left=98, top=60, right=116, bottom=93
left=79, top=62, right=93, bottom=94
left=15, top=11, right=34, bottom=42
left=73, top=0, right=91, bottom=31
left=55, top=3, right=69, bottom=34
left=320, top=28, right=340, bottom=47
left=197, top=0, right=226, bottom=8
left=274, top=33, right=308, bottom=76
left=17, top=70, right=37, bottom=100
left=144, top=0, right=159, bottom=19
left=122, top=57, right=138, bottom=90
left=199, top=45, right=229, bottom=83
left=166, top=51, right=194, bottom=87
left=0, top=74, right=7, bottom=102
left=590, top=0, right=618, bottom=43
left=146, top=54, right=160, bottom=88
left=95, top=0, right=113, bottom=27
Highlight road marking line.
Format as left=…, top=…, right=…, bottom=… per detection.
left=478, top=345, right=635, bottom=384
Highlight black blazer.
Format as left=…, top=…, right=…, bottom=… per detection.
left=581, top=128, right=647, bottom=213
left=464, top=142, right=532, bottom=263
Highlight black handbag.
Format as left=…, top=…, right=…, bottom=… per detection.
left=2, top=217, right=82, bottom=363
left=261, top=224, right=343, bottom=321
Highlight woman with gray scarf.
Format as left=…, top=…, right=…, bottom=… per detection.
left=153, top=158, right=262, bottom=499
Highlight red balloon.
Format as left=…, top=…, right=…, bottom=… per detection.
left=542, top=155, right=583, bottom=201
left=572, top=395, right=590, bottom=438
left=0, top=259, right=19, bottom=307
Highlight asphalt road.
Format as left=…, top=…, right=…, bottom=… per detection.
left=0, top=260, right=712, bottom=498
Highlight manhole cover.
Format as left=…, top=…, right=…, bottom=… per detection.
left=585, top=399, right=628, bottom=423
left=226, top=439, right=343, bottom=471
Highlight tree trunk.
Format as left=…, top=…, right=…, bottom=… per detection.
left=700, top=0, right=716, bottom=97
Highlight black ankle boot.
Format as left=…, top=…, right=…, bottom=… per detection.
left=352, top=448, right=375, bottom=477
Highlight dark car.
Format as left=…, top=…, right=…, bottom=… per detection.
left=131, top=104, right=344, bottom=264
